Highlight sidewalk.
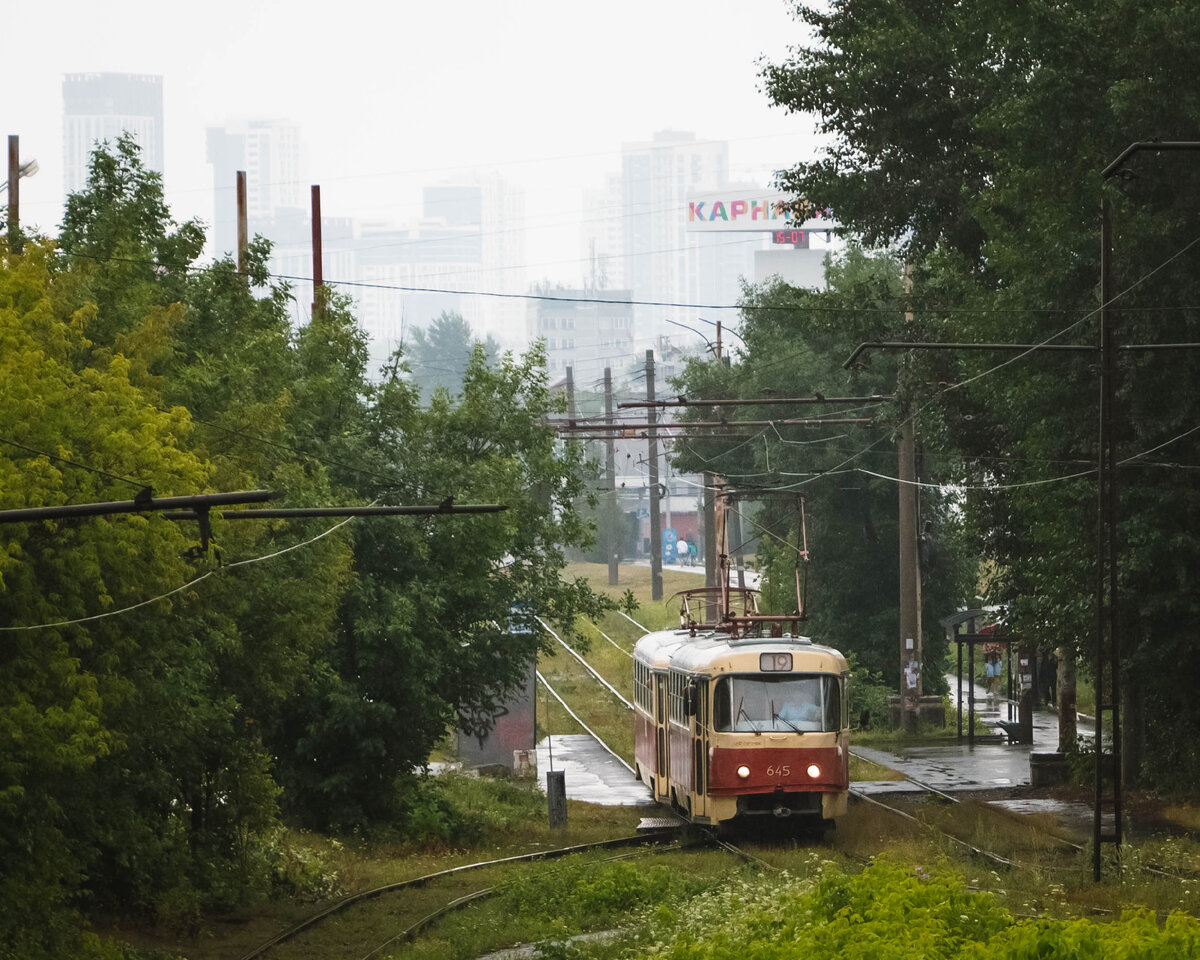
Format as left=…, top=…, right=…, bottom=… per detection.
left=853, top=674, right=1091, bottom=795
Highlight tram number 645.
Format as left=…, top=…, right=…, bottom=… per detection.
left=766, top=764, right=791, bottom=778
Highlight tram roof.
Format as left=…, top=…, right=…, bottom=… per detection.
left=634, top=629, right=847, bottom=675
left=670, top=634, right=847, bottom=675
left=633, top=629, right=696, bottom=669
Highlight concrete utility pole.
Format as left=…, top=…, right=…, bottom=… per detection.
left=236, top=170, right=248, bottom=276
left=704, top=473, right=717, bottom=618
left=646, top=349, right=663, bottom=601
left=604, top=368, right=619, bottom=586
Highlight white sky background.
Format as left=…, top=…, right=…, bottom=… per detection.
left=9, top=0, right=820, bottom=288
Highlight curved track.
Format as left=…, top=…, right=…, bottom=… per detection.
left=238, top=834, right=684, bottom=960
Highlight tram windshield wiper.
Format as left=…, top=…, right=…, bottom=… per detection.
left=736, top=696, right=760, bottom=735
left=771, top=699, right=804, bottom=735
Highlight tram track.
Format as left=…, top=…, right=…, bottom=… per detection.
left=540, top=625, right=1200, bottom=908
left=237, top=833, right=693, bottom=960
left=848, top=771, right=1197, bottom=886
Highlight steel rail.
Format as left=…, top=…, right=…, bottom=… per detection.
left=355, top=842, right=700, bottom=960
left=616, top=609, right=651, bottom=634
left=237, top=834, right=672, bottom=960
left=536, top=672, right=637, bottom=776
left=537, top=616, right=634, bottom=711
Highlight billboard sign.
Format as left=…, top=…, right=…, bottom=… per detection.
left=686, top=192, right=838, bottom=233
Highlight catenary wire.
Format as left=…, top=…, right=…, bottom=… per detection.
left=0, top=511, right=362, bottom=633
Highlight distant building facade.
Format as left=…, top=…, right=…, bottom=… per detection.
left=527, top=288, right=634, bottom=377
left=206, top=119, right=307, bottom=260
left=63, top=73, right=164, bottom=194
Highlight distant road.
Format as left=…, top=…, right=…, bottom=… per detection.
left=629, top=559, right=762, bottom=589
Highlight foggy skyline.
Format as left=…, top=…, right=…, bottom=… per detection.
left=10, top=1, right=819, bottom=283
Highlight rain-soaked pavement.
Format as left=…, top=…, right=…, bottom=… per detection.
left=536, top=734, right=654, bottom=807
left=853, top=675, right=1065, bottom=795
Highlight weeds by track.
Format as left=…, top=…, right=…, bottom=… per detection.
left=239, top=833, right=686, bottom=960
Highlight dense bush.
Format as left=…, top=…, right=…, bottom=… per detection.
left=635, top=859, right=1200, bottom=960
left=398, top=774, right=548, bottom=850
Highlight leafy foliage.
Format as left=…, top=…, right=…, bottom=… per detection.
left=671, top=253, right=968, bottom=685
left=636, top=859, right=1200, bottom=960
left=1, top=138, right=606, bottom=949
left=761, top=0, right=1200, bottom=785
left=403, top=310, right=502, bottom=403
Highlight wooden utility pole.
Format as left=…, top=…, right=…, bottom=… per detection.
left=311, top=184, right=323, bottom=317
left=646, top=349, right=663, bottom=601
left=1094, top=193, right=1122, bottom=878
left=604, top=368, right=619, bottom=586
left=898, top=265, right=923, bottom=732
left=236, top=170, right=248, bottom=276
left=727, top=495, right=747, bottom=590
left=704, top=474, right=717, bottom=618
left=7, top=135, right=19, bottom=254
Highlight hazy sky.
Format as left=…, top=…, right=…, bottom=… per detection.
left=10, top=0, right=820, bottom=283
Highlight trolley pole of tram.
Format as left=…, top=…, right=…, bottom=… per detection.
left=646, top=349, right=663, bottom=601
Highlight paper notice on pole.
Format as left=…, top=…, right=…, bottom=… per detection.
left=906, top=637, right=914, bottom=650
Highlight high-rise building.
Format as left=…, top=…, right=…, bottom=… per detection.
left=580, top=173, right=625, bottom=291
left=526, top=287, right=634, bottom=377
left=62, top=73, right=163, bottom=194
left=206, top=119, right=307, bottom=260
left=620, top=131, right=742, bottom=340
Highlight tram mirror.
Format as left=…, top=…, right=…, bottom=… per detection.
left=683, top=683, right=698, bottom=717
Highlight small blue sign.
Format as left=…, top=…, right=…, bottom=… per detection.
left=662, top=528, right=677, bottom=564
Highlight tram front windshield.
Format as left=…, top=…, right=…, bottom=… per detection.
left=713, top=674, right=840, bottom=733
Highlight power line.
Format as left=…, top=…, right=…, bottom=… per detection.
left=0, top=436, right=150, bottom=492
left=0, top=509, right=359, bottom=633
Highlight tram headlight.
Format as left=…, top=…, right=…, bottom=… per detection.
left=736, top=764, right=751, bottom=779
left=806, top=763, right=821, bottom=779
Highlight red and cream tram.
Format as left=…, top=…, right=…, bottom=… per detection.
left=633, top=587, right=849, bottom=826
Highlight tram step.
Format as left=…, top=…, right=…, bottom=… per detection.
left=637, top=816, right=688, bottom=832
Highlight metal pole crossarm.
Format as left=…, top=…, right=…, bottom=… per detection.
left=619, top=395, right=893, bottom=409
left=1102, top=140, right=1200, bottom=179
left=555, top=418, right=873, bottom=430
left=0, top=490, right=275, bottom=524
left=162, top=503, right=507, bottom=520
left=556, top=432, right=751, bottom=441
left=843, top=340, right=1097, bottom=369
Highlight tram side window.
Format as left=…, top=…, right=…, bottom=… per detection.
left=824, top=677, right=842, bottom=731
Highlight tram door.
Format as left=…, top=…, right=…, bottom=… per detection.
left=692, top=679, right=709, bottom=817
left=655, top=674, right=667, bottom=797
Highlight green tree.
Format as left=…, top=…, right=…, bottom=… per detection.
left=405, top=310, right=502, bottom=403
left=0, top=239, right=212, bottom=955
left=671, top=252, right=968, bottom=686
left=50, top=138, right=352, bottom=918
left=762, top=0, right=1200, bottom=783
left=273, top=339, right=611, bottom=830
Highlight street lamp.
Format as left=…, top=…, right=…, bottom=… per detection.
left=0, top=157, right=38, bottom=193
